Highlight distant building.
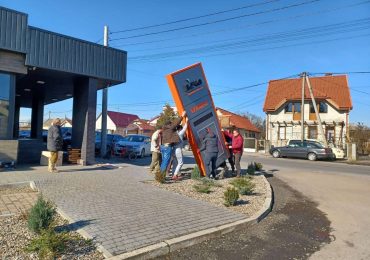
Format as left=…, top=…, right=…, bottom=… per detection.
left=96, top=111, right=139, bottom=136
left=126, top=119, right=155, bottom=137
left=216, top=108, right=261, bottom=138
left=263, top=75, right=352, bottom=148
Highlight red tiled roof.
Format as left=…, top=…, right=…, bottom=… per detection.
left=263, top=75, right=352, bottom=112
left=107, top=111, right=139, bottom=128
left=217, top=108, right=261, bottom=133
left=133, top=119, right=155, bottom=131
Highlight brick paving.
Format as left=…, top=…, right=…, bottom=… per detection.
left=0, top=158, right=245, bottom=256
left=0, top=190, right=38, bottom=216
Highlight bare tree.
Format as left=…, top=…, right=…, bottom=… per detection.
left=350, top=122, right=370, bottom=155
left=238, top=112, right=266, bottom=139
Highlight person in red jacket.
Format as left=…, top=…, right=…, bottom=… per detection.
left=223, top=128, right=244, bottom=177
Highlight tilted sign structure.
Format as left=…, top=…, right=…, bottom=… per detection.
left=166, top=63, right=229, bottom=176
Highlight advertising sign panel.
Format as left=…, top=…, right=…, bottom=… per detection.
left=166, top=63, right=229, bottom=176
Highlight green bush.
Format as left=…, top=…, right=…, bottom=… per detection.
left=28, top=196, right=56, bottom=234
left=193, top=183, right=212, bottom=194
left=191, top=165, right=201, bottom=180
left=155, top=169, right=166, bottom=183
left=224, top=187, right=239, bottom=207
left=247, top=162, right=256, bottom=175
left=26, top=229, right=66, bottom=259
left=201, top=178, right=222, bottom=187
left=229, top=177, right=255, bottom=195
left=254, top=162, right=263, bottom=171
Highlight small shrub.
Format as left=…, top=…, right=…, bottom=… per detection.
left=28, top=196, right=56, bottom=234
left=254, top=162, right=263, bottom=171
left=224, top=187, right=239, bottom=207
left=191, top=165, right=201, bottom=180
left=247, top=162, right=256, bottom=175
left=230, top=177, right=255, bottom=195
left=201, top=178, right=222, bottom=187
left=154, top=169, right=166, bottom=183
left=26, top=229, right=66, bottom=259
left=193, top=183, right=212, bottom=194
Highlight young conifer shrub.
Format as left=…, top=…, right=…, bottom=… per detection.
left=224, top=187, right=239, bottom=207
left=28, top=195, right=56, bottom=234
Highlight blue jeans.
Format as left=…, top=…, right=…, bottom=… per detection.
left=160, top=145, right=173, bottom=174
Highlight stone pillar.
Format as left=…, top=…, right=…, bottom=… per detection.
left=30, top=92, right=44, bottom=139
left=13, top=101, right=20, bottom=139
left=72, top=78, right=97, bottom=165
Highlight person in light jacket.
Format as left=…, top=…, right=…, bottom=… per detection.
left=149, top=128, right=162, bottom=173
left=47, top=118, right=63, bottom=173
left=200, top=128, right=219, bottom=179
left=171, top=117, right=189, bottom=180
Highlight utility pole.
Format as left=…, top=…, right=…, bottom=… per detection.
left=101, top=25, right=109, bottom=157
left=305, top=74, right=328, bottom=147
left=300, top=72, right=306, bottom=142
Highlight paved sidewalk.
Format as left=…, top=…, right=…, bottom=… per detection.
left=0, top=160, right=245, bottom=256
left=0, top=190, right=38, bottom=216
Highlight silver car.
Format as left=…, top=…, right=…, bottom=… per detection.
left=115, top=135, right=151, bottom=158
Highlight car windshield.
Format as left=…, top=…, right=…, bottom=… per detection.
left=125, top=136, right=145, bottom=142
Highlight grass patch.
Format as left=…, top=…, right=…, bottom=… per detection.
left=191, top=165, right=201, bottom=180
left=26, top=229, right=67, bottom=259
left=193, top=183, right=212, bottom=194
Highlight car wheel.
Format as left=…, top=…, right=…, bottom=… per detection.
left=272, top=150, right=280, bottom=158
left=308, top=152, right=317, bottom=161
left=140, top=149, right=145, bottom=158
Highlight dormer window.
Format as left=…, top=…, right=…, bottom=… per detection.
left=284, top=102, right=293, bottom=113
left=310, top=101, right=328, bottom=113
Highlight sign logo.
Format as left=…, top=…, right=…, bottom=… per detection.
left=184, top=78, right=203, bottom=94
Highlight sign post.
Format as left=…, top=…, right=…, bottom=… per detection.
left=166, top=63, right=229, bottom=176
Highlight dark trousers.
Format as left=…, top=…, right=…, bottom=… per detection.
left=234, top=152, right=242, bottom=176
left=205, top=152, right=218, bottom=178
left=220, top=149, right=234, bottom=171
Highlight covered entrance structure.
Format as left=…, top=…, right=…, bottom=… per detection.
left=0, top=7, right=127, bottom=164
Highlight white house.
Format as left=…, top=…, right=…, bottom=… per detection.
left=263, top=75, right=352, bottom=148
left=96, top=111, right=139, bottom=136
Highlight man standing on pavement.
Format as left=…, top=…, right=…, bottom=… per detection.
left=149, top=128, right=162, bottom=173
left=47, top=118, right=63, bottom=173
left=223, top=128, right=244, bottom=177
left=160, top=111, right=187, bottom=177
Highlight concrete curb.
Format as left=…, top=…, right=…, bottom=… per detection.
left=107, top=174, right=273, bottom=260
left=0, top=181, right=37, bottom=190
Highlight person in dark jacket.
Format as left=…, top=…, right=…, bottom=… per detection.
left=200, top=128, right=219, bottom=179
left=218, top=132, right=235, bottom=179
left=160, top=111, right=186, bottom=176
left=47, top=118, right=63, bottom=173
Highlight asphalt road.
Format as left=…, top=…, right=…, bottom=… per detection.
left=157, top=176, right=332, bottom=260
left=243, top=154, right=370, bottom=260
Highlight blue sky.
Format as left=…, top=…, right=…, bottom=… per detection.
left=2, top=0, right=370, bottom=125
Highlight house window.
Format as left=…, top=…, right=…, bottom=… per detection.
left=284, top=103, right=293, bottom=113
left=278, top=126, right=286, bottom=140
left=293, top=102, right=301, bottom=113
left=310, top=102, right=328, bottom=113
left=319, top=102, right=328, bottom=113
left=308, top=126, right=318, bottom=139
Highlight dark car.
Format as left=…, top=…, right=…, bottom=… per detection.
left=95, top=132, right=124, bottom=156
left=269, top=140, right=334, bottom=161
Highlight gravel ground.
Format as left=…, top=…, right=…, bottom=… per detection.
left=0, top=187, right=104, bottom=260
left=155, top=176, right=332, bottom=260
left=150, top=175, right=267, bottom=217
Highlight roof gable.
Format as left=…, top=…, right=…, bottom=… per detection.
left=263, top=75, right=352, bottom=112
left=217, top=108, right=261, bottom=133
left=107, top=111, right=139, bottom=128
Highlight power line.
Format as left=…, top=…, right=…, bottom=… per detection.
left=110, top=0, right=281, bottom=34
left=128, top=18, right=370, bottom=58
left=111, top=0, right=370, bottom=48
left=110, top=0, right=321, bottom=41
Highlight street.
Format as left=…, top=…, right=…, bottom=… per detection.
left=163, top=152, right=370, bottom=259
left=245, top=154, right=370, bottom=260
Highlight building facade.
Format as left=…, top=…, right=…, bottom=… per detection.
left=264, top=75, right=352, bottom=148
left=0, top=6, right=127, bottom=164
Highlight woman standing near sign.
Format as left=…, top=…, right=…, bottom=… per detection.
left=171, top=117, right=189, bottom=180
left=223, top=129, right=244, bottom=178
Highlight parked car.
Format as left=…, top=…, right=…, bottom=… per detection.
left=115, top=134, right=151, bottom=158
left=19, top=130, right=31, bottom=138
left=95, top=132, right=125, bottom=156
left=288, top=139, right=345, bottom=159
left=270, top=140, right=335, bottom=161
